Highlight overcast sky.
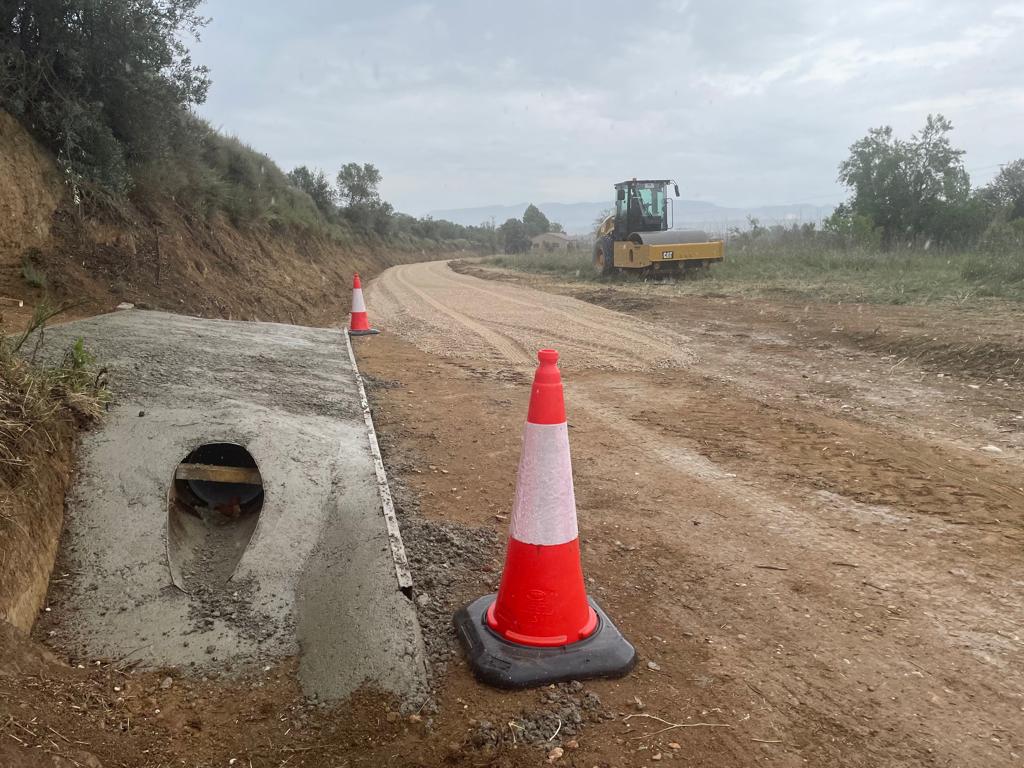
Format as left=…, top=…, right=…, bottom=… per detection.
left=193, top=1, right=1024, bottom=216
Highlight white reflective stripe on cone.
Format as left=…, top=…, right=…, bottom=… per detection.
left=352, top=288, right=367, bottom=313
left=508, top=422, right=578, bottom=546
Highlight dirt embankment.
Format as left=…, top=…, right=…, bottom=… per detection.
left=0, top=109, right=462, bottom=332
left=0, top=112, right=62, bottom=262
left=0, top=416, right=76, bottom=633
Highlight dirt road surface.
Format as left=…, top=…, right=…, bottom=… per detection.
left=356, top=259, right=1024, bottom=767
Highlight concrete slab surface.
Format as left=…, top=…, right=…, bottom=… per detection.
left=36, top=310, right=427, bottom=702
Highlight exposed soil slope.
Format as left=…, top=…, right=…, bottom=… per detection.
left=0, top=415, right=76, bottom=633
left=0, top=109, right=460, bottom=332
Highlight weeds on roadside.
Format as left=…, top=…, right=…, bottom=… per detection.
left=483, top=229, right=1024, bottom=306
left=1, top=301, right=108, bottom=516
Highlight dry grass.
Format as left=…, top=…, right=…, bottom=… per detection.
left=483, top=236, right=1024, bottom=306
left=0, top=303, right=107, bottom=520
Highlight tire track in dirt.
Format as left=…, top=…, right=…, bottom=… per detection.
left=388, top=262, right=532, bottom=366
left=439, top=262, right=692, bottom=366
left=368, top=261, right=692, bottom=372
left=365, top=260, right=1024, bottom=767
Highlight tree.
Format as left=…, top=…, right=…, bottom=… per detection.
left=498, top=218, right=530, bottom=253
left=981, top=159, right=1024, bottom=221
left=522, top=204, right=550, bottom=238
left=287, top=166, right=336, bottom=214
left=336, top=162, right=383, bottom=206
left=0, top=0, right=211, bottom=192
left=837, top=114, right=970, bottom=247
left=335, top=162, right=394, bottom=235
left=548, top=221, right=565, bottom=234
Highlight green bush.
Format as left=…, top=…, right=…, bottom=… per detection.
left=1, top=0, right=210, bottom=193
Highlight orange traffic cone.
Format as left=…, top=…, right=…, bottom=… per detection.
left=348, top=273, right=379, bottom=336
left=454, top=349, right=635, bottom=688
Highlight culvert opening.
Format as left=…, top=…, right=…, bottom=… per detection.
left=168, top=443, right=264, bottom=592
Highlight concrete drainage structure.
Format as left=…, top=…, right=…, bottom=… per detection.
left=168, top=442, right=265, bottom=594
left=36, top=310, right=427, bottom=703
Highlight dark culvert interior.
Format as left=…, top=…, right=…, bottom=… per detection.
left=168, top=443, right=264, bottom=592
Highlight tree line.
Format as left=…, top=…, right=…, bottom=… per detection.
left=828, top=114, right=1024, bottom=252
left=285, top=162, right=498, bottom=247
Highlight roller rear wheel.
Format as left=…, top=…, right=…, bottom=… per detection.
left=593, top=239, right=614, bottom=276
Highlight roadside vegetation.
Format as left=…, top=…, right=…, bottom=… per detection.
left=0, top=0, right=492, bottom=250
left=485, top=116, right=1024, bottom=306
left=484, top=231, right=1024, bottom=305
left=0, top=306, right=107, bottom=519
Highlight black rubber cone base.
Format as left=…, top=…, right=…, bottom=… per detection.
left=348, top=328, right=380, bottom=336
left=454, top=594, right=636, bottom=689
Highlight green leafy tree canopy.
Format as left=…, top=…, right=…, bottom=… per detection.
left=336, top=162, right=383, bottom=206
left=287, top=166, right=336, bottom=214
left=1, top=0, right=211, bottom=191
left=336, top=162, right=393, bottom=235
left=522, top=204, right=550, bottom=238
left=982, top=159, right=1024, bottom=221
left=498, top=217, right=530, bottom=253
left=837, top=114, right=971, bottom=247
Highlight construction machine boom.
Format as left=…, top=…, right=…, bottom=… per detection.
left=593, top=179, right=724, bottom=274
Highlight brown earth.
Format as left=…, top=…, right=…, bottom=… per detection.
left=357, top=261, right=1024, bottom=766
left=0, top=416, right=76, bottom=632
left=2, top=257, right=1023, bottom=767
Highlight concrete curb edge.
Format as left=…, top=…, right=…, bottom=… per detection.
left=345, top=331, right=415, bottom=592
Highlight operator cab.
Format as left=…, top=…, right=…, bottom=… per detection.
left=614, top=179, right=680, bottom=239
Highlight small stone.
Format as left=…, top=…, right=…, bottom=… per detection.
left=138, top=410, right=145, bottom=417
left=565, top=739, right=579, bottom=749
left=415, top=593, right=430, bottom=607
left=980, top=444, right=1002, bottom=453
left=160, top=676, right=173, bottom=690
left=652, top=753, right=663, bottom=761
left=547, top=746, right=564, bottom=762
left=647, top=661, right=662, bottom=671
left=632, top=695, right=646, bottom=711
left=669, top=742, right=681, bottom=750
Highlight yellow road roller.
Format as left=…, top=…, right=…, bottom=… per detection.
left=594, top=179, right=724, bottom=274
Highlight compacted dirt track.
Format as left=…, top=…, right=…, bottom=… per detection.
left=358, top=260, right=1024, bottom=767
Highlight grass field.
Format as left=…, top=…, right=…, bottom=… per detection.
left=484, top=240, right=1024, bottom=306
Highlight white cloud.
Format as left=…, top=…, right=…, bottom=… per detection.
left=194, top=0, right=1024, bottom=213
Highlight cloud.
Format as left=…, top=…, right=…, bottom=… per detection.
left=193, top=0, right=1024, bottom=214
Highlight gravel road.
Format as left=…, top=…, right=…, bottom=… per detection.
left=360, top=259, right=1024, bottom=767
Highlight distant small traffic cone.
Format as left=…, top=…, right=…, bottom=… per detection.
left=348, top=273, right=379, bottom=336
left=454, top=349, right=635, bottom=689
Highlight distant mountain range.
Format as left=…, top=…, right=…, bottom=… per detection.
left=427, top=200, right=837, bottom=235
